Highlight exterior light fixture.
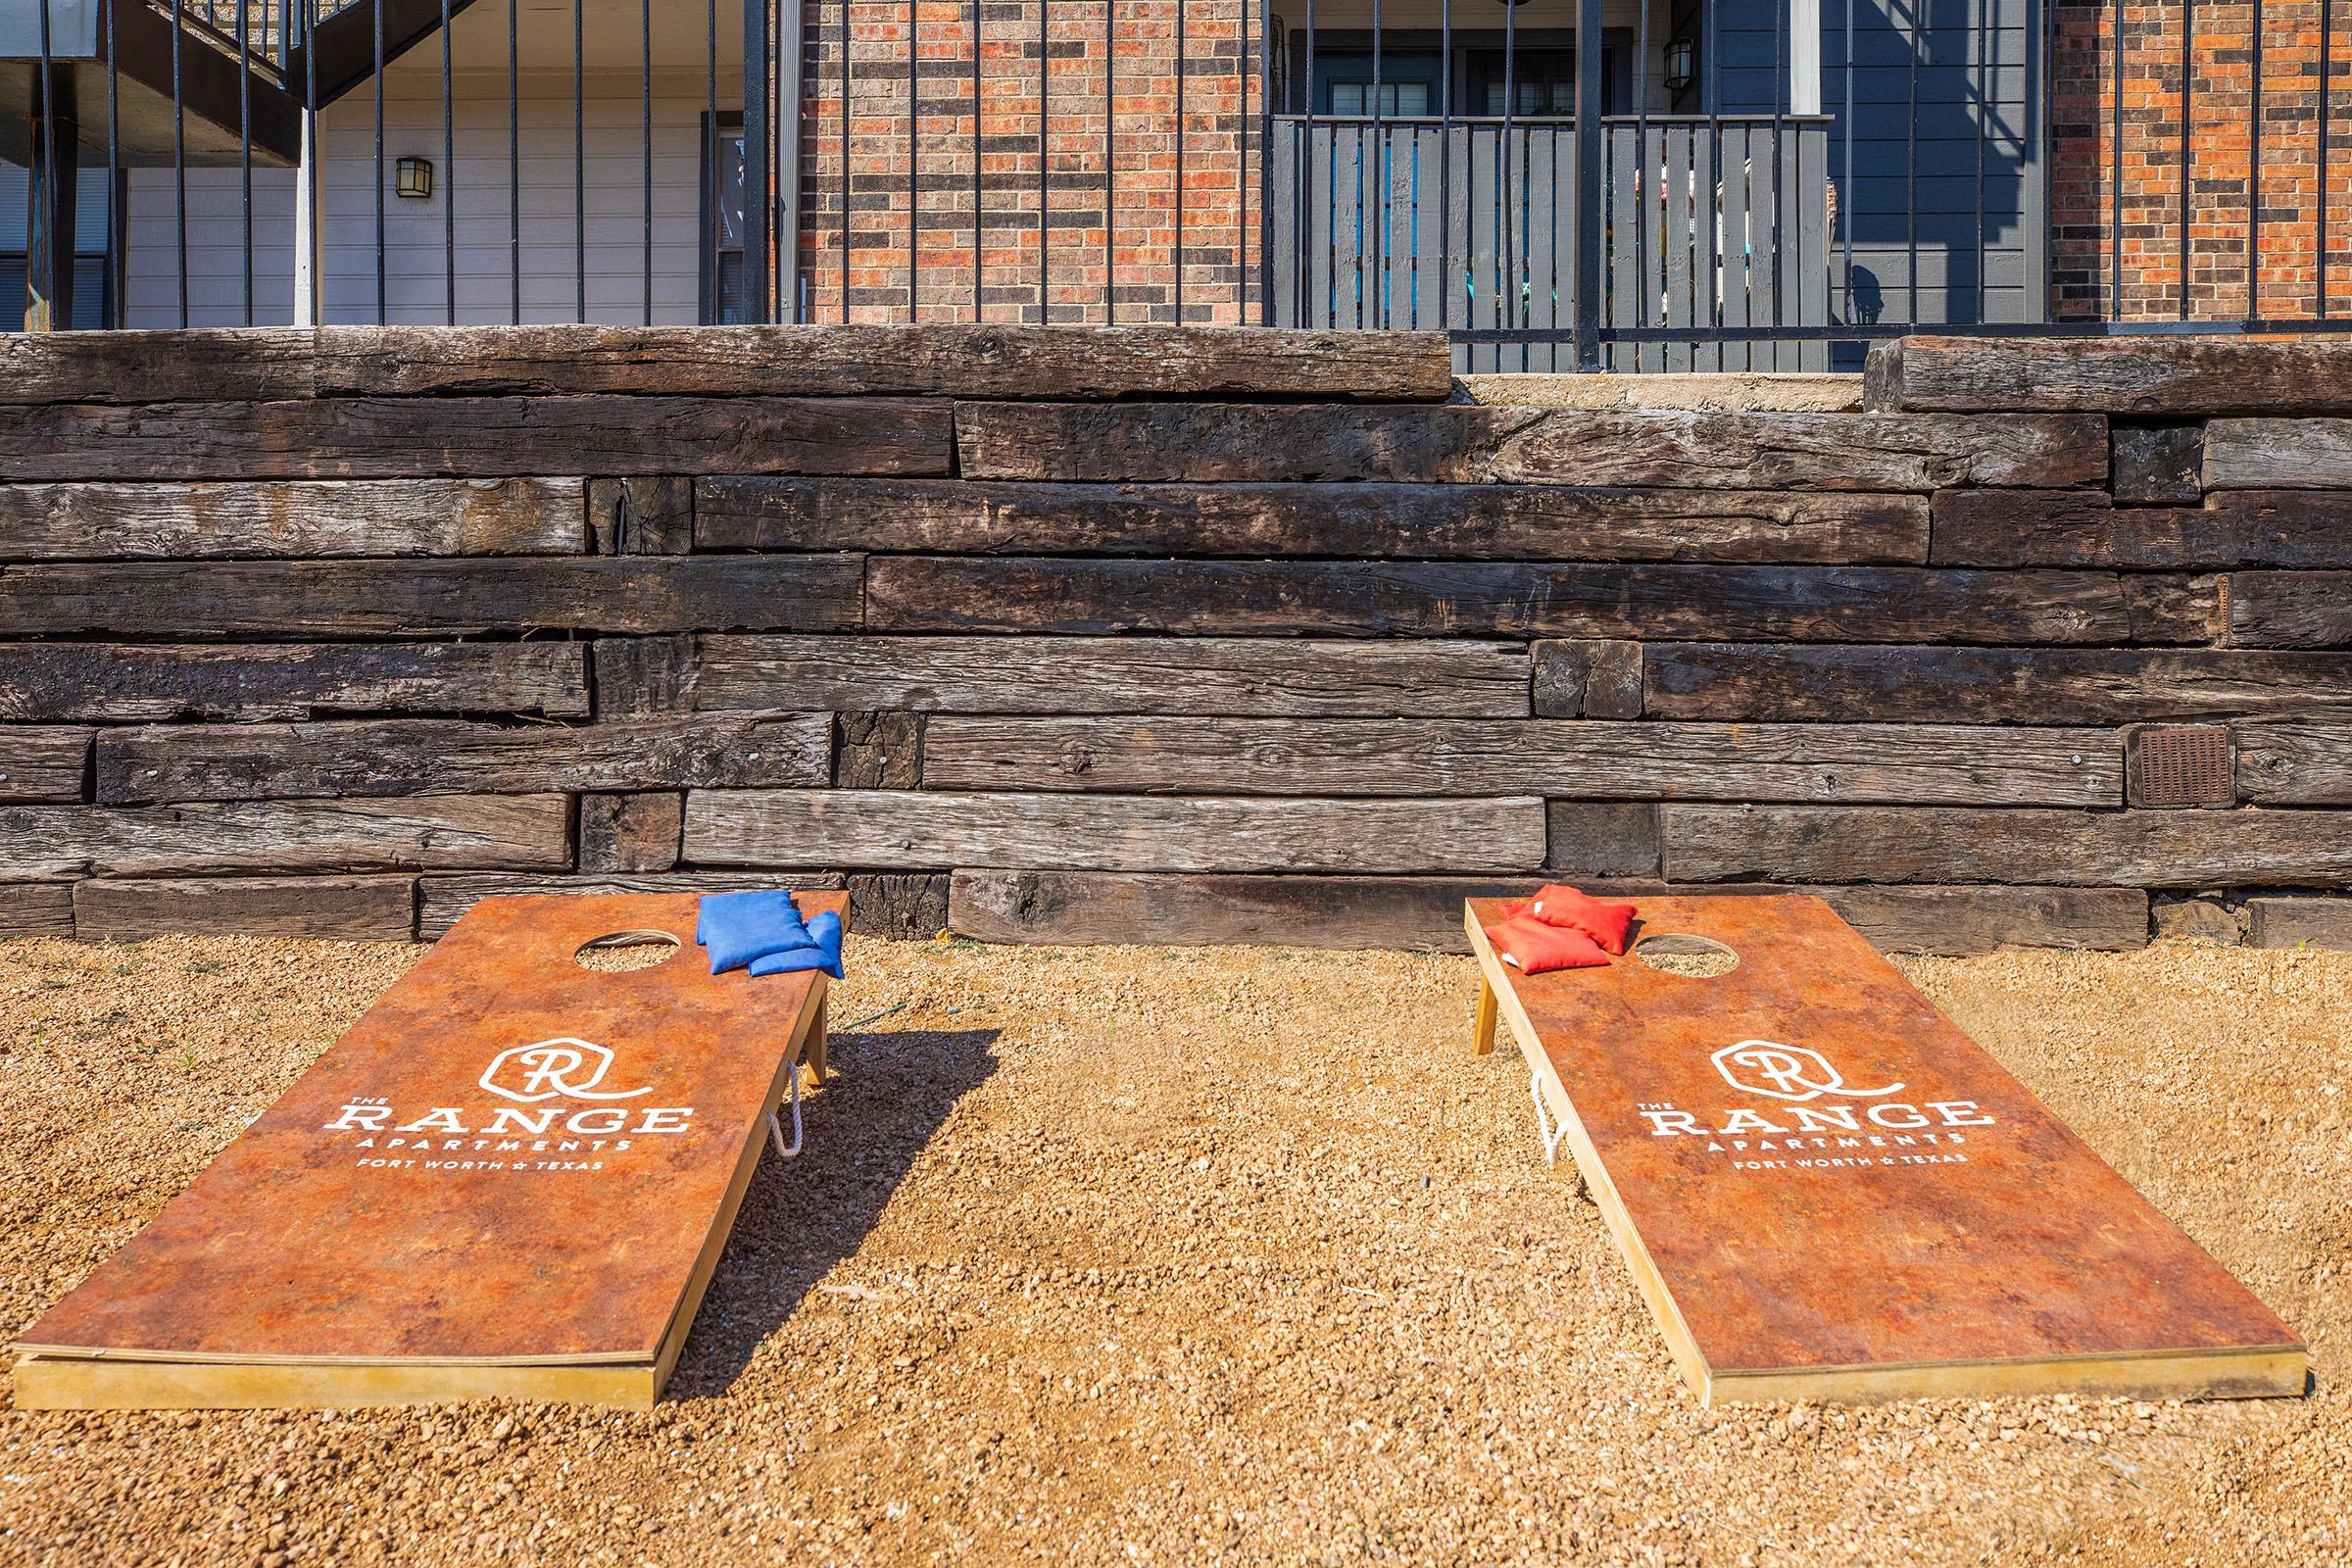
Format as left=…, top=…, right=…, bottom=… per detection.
left=395, top=156, right=434, bottom=200
left=1664, top=36, right=1696, bottom=95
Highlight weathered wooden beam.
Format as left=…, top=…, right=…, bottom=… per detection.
left=2224, top=571, right=2352, bottom=648
left=954, top=404, right=2108, bottom=489
left=693, top=477, right=1932, bottom=564
left=2244, top=896, right=2352, bottom=951
left=947, top=870, right=2148, bottom=956
left=2112, top=425, right=2204, bottom=504
left=95, top=715, right=830, bottom=804
left=72, top=876, right=418, bottom=943
left=1931, top=489, right=2352, bottom=569
left=0, top=642, right=590, bottom=722
left=0, top=478, right=586, bottom=562
left=680, top=789, right=1548, bottom=873
left=0, top=557, right=865, bottom=638
left=2202, top=418, right=2352, bottom=489
left=656, top=634, right=1533, bottom=717
left=1547, top=803, right=1662, bottom=876
left=0, top=796, right=572, bottom=879
left=1640, top=643, right=2352, bottom=724
left=862, top=559, right=2142, bottom=643
left=0, top=325, right=1451, bottom=404
left=917, top=717, right=2122, bottom=806
left=418, top=870, right=849, bottom=940
left=2234, top=720, right=2352, bottom=806
left=845, top=873, right=952, bottom=941
left=578, top=793, right=686, bottom=872
left=0, top=397, right=951, bottom=481
left=1866, top=335, right=2352, bottom=416
left=0, top=728, right=92, bottom=802
left=1531, top=640, right=1644, bottom=717
left=1661, top=805, right=2352, bottom=887
left=587, top=477, right=693, bottom=555
left=0, top=882, right=75, bottom=938
left=832, top=712, right=924, bottom=788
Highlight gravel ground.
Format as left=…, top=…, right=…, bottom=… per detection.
left=1, top=931, right=2347, bottom=1567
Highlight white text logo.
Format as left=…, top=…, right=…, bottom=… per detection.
left=1710, top=1040, right=1903, bottom=1102
left=478, top=1038, right=652, bottom=1104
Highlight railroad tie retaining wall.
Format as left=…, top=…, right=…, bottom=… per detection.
left=3, top=323, right=2350, bottom=956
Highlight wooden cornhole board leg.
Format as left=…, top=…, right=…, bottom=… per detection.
left=1465, top=895, right=2307, bottom=1405
left=12, top=892, right=845, bottom=1411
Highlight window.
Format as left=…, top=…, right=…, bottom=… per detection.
left=1467, top=47, right=1582, bottom=117
left=1312, top=52, right=1444, bottom=117
left=702, top=114, right=746, bottom=325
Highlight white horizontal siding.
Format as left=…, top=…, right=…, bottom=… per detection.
left=125, top=68, right=729, bottom=327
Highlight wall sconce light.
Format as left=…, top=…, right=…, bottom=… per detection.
left=395, top=156, right=434, bottom=200
left=1664, top=36, right=1696, bottom=95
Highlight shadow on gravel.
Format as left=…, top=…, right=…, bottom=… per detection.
left=664, top=1026, right=1002, bottom=1399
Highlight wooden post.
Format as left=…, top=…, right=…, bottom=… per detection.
left=25, top=65, right=78, bottom=333
left=1471, top=974, right=1498, bottom=1055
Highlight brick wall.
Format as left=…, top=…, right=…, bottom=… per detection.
left=792, top=1, right=1257, bottom=325
left=3, top=324, right=2351, bottom=956
left=2050, top=0, right=2349, bottom=319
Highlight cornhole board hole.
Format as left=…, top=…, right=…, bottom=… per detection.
left=12, top=891, right=844, bottom=1411
left=1466, top=894, right=2306, bottom=1405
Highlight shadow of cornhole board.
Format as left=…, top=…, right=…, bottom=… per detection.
left=11, top=891, right=843, bottom=1411
left=1465, top=894, right=2306, bottom=1405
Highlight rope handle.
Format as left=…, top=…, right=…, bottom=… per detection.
left=1530, top=1070, right=1569, bottom=1165
left=767, top=1055, right=805, bottom=1160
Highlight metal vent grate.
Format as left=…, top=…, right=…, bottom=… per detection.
left=2131, top=725, right=2234, bottom=808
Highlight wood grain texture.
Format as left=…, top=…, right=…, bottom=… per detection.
left=680, top=789, right=1548, bottom=873
left=0, top=728, right=93, bottom=802
left=2244, top=897, right=2352, bottom=951
left=2234, top=721, right=2352, bottom=805
left=0, top=557, right=865, bottom=638
left=1932, top=489, right=2352, bottom=568
left=1661, top=805, right=2352, bottom=887
left=673, top=634, right=1534, bottom=717
left=71, top=876, right=418, bottom=942
left=863, top=559, right=2138, bottom=643
left=0, top=397, right=950, bottom=480
left=2225, top=571, right=2352, bottom=648
left=1642, top=643, right=2352, bottom=723
left=95, top=715, right=830, bottom=803
left=947, top=870, right=2148, bottom=956
left=0, top=478, right=587, bottom=562
left=0, top=797, right=573, bottom=878
left=2112, top=425, right=2205, bottom=504
left=917, top=717, right=2122, bottom=806
left=416, top=870, right=849, bottom=939
left=0, top=642, right=590, bottom=721
left=832, top=712, right=924, bottom=789
left=2202, top=419, right=2352, bottom=489
left=1867, top=335, right=2352, bottom=415
left=1546, top=802, right=1662, bottom=876
left=588, top=477, right=693, bottom=555
left=955, top=403, right=2108, bottom=489
left=693, top=477, right=1931, bottom=564
left=1532, top=640, right=1645, bottom=718
left=579, top=793, right=686, bottom=872
left=0, top=882, right=75, bottom=937
left=0, top=325, right=1449, bottom=403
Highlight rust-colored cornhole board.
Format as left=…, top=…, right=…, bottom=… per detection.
left=1466, top=894, right=2305, bottom=1405
left=12, top=892, right=843, bottom=1411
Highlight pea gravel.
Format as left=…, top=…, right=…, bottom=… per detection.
left=2, top=932, right=2346, bottom=1567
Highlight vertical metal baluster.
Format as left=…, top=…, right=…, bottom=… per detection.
left=1904, top=0, right=1918, bottom=326
left=1974, top=0, right=1986, bottom=323
left=1838, top=0, right=1848, bottom=331
left=1500, top=0, right=1516, bottom=340
left=1303, top=0, right=1318, bottom=323
left=708, top=0, right=718, bottom=320
left=1175, top=0, right=1188, bottom=321
left=2323, top=0, right=2335, bottom=318
left=1039, top=0, right=1050, bottom=321
left=1106, top=0, right=1117, bottom=321
left=1773, top=0, right=1788, bottom=343
left=375, top=0, right=387, bottom=323
left=2108, top=0, right=2123, bottom=319
left=1438, top=0, right=1450, bottom=331
left=1573, top=0, right=1600, bottom=368
left=174, top=0, right=188, bottom=327
left=841, top=0, right=853, bottom=321
left=973, top=0, right=983, bottom=319
left=575, top=0, right=587, bottom=322
left=1637, top=0, right=1650, bottom=362
left=109, top=0, right=122, bottom=328
left=2181, top=0, right=2193, bottom=317
left=2250, top=0, right=2264, bottom=318
left=1717, top=0, right=1730, bottom=338
left=644, top=0, right=655, bottom=325
left=1257, top=0, right=1273, bottom=323
left=240, top=0, right=254, bottom=326
left=509, top=0, right=521, bottom=323
left=446, top=0, right=459, bottom=325
left=910, top=0, right=920, bottom=319
left=746, top=0, right=773, bottom=323
left=33, top=0, right=56, bottom=331
left=1372, top=0, right=1385, bottom=328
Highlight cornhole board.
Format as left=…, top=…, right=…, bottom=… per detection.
left=1466, top=894, right=2306, bottom=1405
left=11, top=891, right=844, bottom=1411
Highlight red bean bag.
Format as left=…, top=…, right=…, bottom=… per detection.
left=1483, top=914, right=1612, bottom=974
